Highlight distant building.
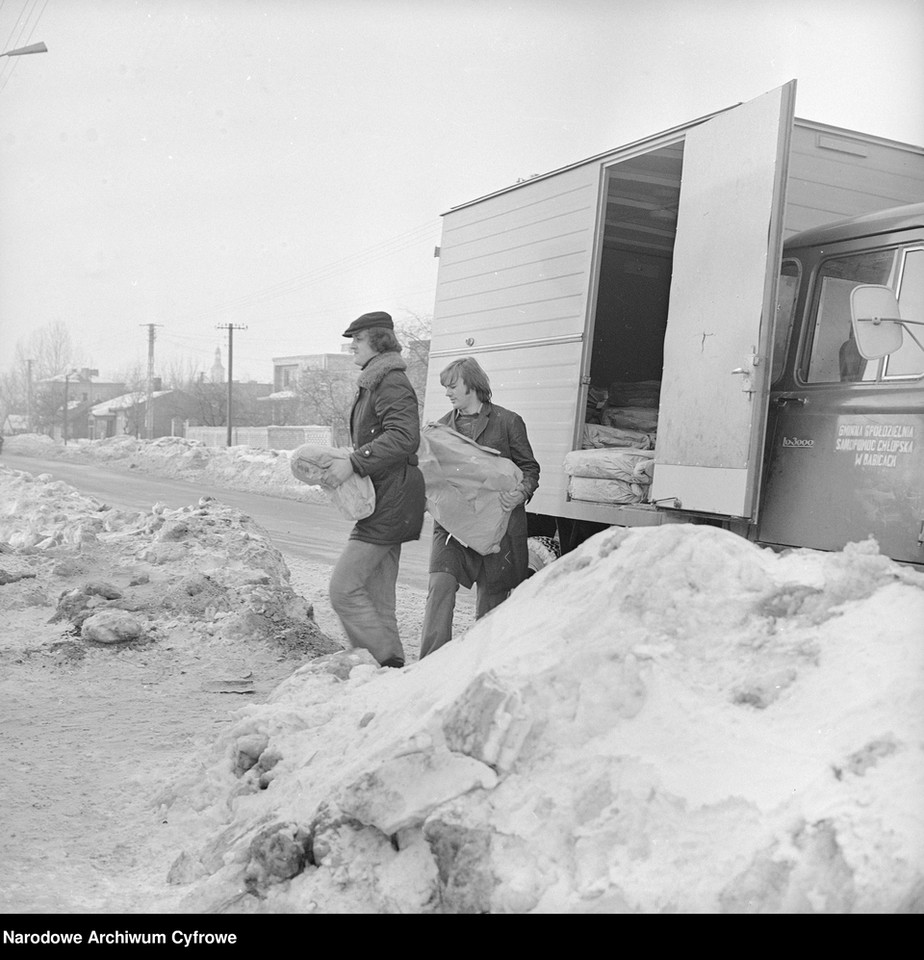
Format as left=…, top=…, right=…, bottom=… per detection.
left=38, top=373, right=127, bottom=442
left=210, top=347, right=225, bottom=384
left=89, top=389, right=202, bottom=440
left=264, top=348, right=355, bottom=425
left=2, top=413, right=28, bottom=435
left=271, top=348, right=354, bottom=392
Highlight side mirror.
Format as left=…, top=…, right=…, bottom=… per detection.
left=850, top=284, right=903, bottom=359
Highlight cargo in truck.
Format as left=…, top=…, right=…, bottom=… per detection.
left=422, top=81, right=924, bottom=571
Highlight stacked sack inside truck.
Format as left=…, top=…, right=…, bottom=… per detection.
left=565, top=379, right=661, bottom=505
left=563, top=446, right=656, bottom=505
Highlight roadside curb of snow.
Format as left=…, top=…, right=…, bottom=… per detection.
left=3, top=434, right=330, bottom=504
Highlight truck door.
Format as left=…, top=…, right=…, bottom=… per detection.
left=650, top=81, right=797, bottom=517
left=759, top=237, right=924, bottom=565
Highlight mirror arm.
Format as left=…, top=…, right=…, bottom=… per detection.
left=902, top=326, right=924, bottom=353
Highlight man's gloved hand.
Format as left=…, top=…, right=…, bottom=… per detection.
left=324, top=455, right=356, bottom=488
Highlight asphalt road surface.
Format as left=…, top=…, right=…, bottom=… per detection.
left=1, top=452, right=439, bottom=595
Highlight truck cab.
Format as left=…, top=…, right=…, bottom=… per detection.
left=758, top=204, right=924, bottom=566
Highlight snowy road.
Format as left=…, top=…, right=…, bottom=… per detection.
left=1, top=452, right=440, bottom=595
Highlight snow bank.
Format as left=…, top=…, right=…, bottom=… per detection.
left=0, top=464, right=338, bottom=659
left=3, top=433, right=328, bottom=503
left=159, top=524, right=924, bottom=914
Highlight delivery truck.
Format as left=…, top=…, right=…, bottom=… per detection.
left=421, top=81, right=924, bottom=571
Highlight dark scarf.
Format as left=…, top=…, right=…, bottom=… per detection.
left=356, top=351, right=407, bottom=391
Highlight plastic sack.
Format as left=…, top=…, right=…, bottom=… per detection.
left=417, top=422, right=523, bottom=556
left=568, top=475, right=649, bottom=505
left=582, top=422, right=654, bottom=450
left=563, top=447, right=656, bottom=484
left=600, top=405, right=659, bottom=432
left=290, top=445, right=376, bottom=521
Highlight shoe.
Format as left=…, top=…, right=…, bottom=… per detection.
left=380, top=656, right=405, bottom=669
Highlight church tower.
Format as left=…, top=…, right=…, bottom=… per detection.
left=210, top=347, right=225, bottom=384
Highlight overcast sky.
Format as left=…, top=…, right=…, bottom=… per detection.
left=1, top=0, right=922, bottom=383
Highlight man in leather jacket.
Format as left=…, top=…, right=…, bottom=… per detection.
left=324, top=311, right=425, bottom=668
left=419, top=357, right=539, bottom=659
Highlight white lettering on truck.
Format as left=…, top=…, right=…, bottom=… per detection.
left=835, top=423, right=914, bottom=468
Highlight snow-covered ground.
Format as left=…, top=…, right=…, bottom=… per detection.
left=1, top=434, right=922, bottom=913
left=2, top=432, right=329, bottom=502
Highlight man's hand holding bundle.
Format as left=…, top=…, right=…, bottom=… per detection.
left=324, top=456, right=356, bottom=488
left=499, top=485, right=526, bottom=511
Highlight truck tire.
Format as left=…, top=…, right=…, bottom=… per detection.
left=527, top=536, right=560, bottom=577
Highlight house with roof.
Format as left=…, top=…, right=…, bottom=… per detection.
left=1, top=413, right=29, bottom=436
left=36, top=372, right=127, bottom=441
left=89, top=388, right=202, bottom=440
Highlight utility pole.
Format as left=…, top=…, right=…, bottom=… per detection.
left=216, top=324, right=247, bottom=447
left=141, top=323, right=161, bottom=440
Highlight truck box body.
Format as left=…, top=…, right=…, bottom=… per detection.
left=423, top=82, right=924, bottom=567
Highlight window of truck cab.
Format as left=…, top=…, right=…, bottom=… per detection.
left=800, top=244, right=924, bottom=384
left=771, top=259, right=801, bottom=383
left=885, top=246, right=924, bottom=378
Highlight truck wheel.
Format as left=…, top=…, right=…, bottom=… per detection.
left=527, top=536, right=560, bottom=577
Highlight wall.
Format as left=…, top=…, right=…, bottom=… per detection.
left=185, top=425, right=332, bottom=450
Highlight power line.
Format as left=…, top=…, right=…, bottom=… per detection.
left=0, top=0, right=49, bottom=93
left=175, top=219, right=441, bottom=326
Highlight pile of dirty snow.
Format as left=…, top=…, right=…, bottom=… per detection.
left=0, top=464, right=338, bottom=660
left=154, top=523, right=924, bottom=914
left=2, top=433, right=328, bottom=503
left=0, top=463, right=348, bottom=913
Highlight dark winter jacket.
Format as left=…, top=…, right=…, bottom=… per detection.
left=347, top=351, right=425, bottom=544
left=430, top=402, right=540, bottom=591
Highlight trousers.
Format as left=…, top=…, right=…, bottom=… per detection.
left=418, top=571, right=509, bottom=659
left=329, top=539, right=403, bottom=665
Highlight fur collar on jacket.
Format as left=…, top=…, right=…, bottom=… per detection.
left=356, top=351, right=407, bottom=391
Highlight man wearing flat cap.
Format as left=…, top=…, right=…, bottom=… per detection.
left=325, top=311, right=425, bottom=668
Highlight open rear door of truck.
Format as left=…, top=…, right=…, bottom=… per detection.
left=650, top=81, right=797, bottom=518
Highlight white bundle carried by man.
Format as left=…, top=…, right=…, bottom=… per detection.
left=417, top=422, right=523, bottom=555
left=290, top=445, right=376, bottom=521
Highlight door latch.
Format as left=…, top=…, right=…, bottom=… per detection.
left=730, top=349, right=760, bottom=396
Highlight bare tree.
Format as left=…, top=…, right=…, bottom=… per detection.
left=0, top=367, right=26, bottom=430
left=182, top=376, right=226, bottom=427
left=17, top=321, right=81, bottom=381
left=395, top=312, right=431, bottom=420
left=0, top=322, right=86, bottom=435
left=294, top=367, right=355, bottom=446
left=158, top=357, right=202, bottom=391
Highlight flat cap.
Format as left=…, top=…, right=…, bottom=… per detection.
left=342, top=311, right=393, bottom=338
